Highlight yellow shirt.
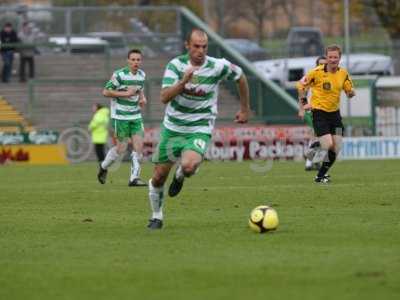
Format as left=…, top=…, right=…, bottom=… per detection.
left=88, top=107, right=110, bottom=144
left=296, top=65, right=353, bottom=112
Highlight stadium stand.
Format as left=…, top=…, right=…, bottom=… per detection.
left=0, top=96, right=34, bottom=133
left=0, top=53, right=241, bottom=131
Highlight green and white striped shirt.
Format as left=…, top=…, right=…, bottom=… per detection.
left=104, top=67, right=145, bottom=121
left=162, top=54, right=243, bottom=134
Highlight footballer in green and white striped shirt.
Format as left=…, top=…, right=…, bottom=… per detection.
left=147, top=29, right=251, bottom=230
left=98, top=49, right=147, bottom=187
left=161, top=53, right=242, bottom=134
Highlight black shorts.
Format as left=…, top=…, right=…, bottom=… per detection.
left=312, top=109, right=344, bottom=137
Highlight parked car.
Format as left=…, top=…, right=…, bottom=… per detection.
left=49, top=36, right=109, bottom=53
left=224, top=39, right=270, bottom=61
left=87, top=32, right=128, bottom=55
left=287, top=27, right=324, bottom=58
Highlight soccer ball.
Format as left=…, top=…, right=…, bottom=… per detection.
left=248, top=205, right=279, bottom=233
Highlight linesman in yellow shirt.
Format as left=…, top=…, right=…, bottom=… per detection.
left=297, top=44, right=355, bottom=183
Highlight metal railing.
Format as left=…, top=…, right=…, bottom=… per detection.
left=26, top=77, right=256, bottom=128
left=1, top=5, right=300, bottom=124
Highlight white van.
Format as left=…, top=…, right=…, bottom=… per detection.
left=254, top=53, right=394, bottom=88
left=49, top=36, right=109, bottom=54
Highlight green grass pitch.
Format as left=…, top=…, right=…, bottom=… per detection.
left=1, top=160, right=400, bottom=300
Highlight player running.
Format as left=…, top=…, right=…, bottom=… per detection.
left=97, top=49, right=147, bottom=187
left=147, top=28, right=251, bottom=229
left=299, top=55, right=327, bottom=171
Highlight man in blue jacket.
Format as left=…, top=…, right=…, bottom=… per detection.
left=1, top=23, right=19, bottom=83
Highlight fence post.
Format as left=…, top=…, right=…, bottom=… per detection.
left=65, top=8, right=72, bottom=54
left=370, top=78, right=378, bottom=136
left=176, top=6, right=182, bottom=39
left=28, top=79, right=35, bottom=122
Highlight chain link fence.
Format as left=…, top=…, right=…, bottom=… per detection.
left=1, top=3, right=399, bottom=136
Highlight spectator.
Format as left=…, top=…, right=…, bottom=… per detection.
left=18, top=22, right=36, bottom=83
left=88, top=103, right=110, bottom=163
left=1, top=23, right=19, bottom=83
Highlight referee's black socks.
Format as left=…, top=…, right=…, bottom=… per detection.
left=317, top=150, right=336, bottom=178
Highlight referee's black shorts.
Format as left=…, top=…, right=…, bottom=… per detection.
left=312, top=109, right=344, bottom=137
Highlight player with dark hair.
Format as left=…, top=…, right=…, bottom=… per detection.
left=97, top=49, right=147, bottom=187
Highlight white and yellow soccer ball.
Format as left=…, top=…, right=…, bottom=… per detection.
left=248, top=205, right=279, bottom=233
